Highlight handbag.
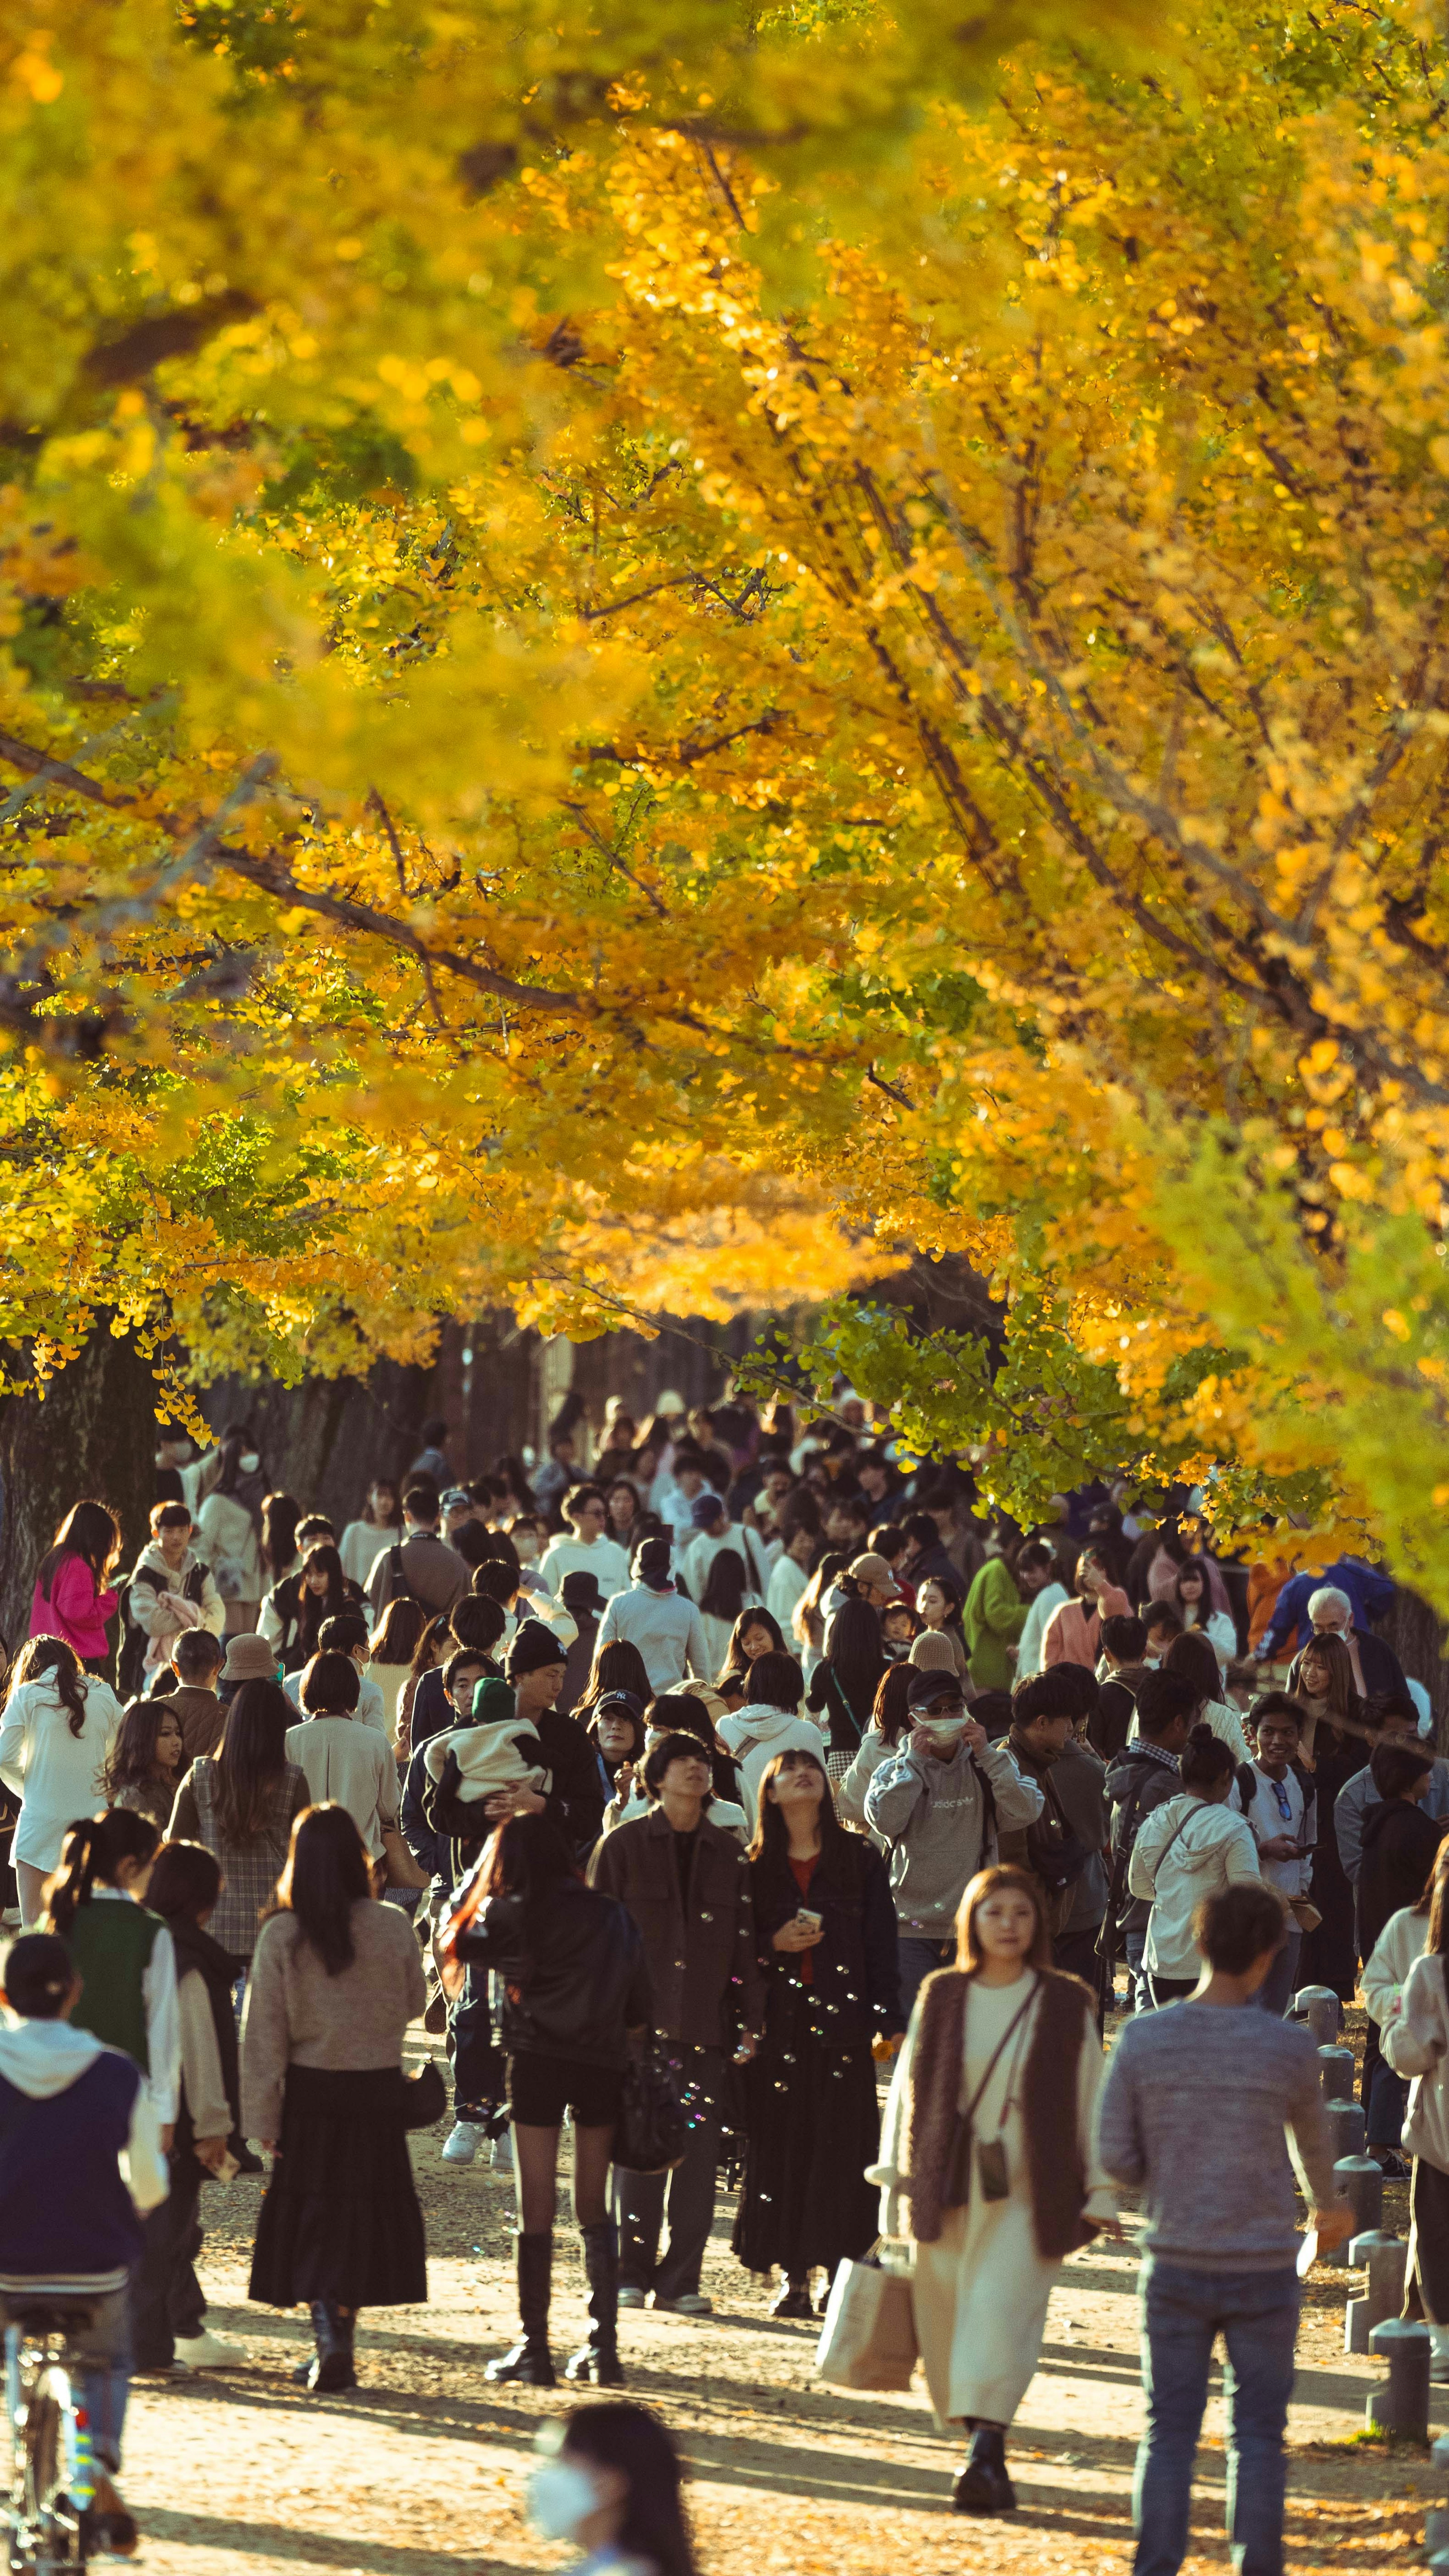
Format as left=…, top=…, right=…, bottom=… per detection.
left=400, top=2058, right=447, bottom=2130
left=613, top=2042, right=690, bottom=2174
left=1288, top=1895, right=1323, bottom=1933
left=815, top=2245, right=918, bottom=2391
left=381, top=1824, right=428, bottom=1891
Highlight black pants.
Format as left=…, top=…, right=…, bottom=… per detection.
left=615, top=2045, right=724, bottom=2301
left=452, top=1965, right=504, bottom=2117
left=1149, top=1975, right=1197, bottom=2008
left=131, top=2157, right=206, bottom=2368
left=1053, top=1923, right=1106, bottom=2030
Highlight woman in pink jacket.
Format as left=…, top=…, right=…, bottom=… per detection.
left=29, top=1500, right=123, bottom=1673
left=1041, top=1547, right=1130, bottom=1668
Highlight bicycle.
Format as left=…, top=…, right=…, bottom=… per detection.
left=2, top=2298, right=135, bottom=2570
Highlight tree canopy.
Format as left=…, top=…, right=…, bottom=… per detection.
left=6, top=0, right=1449, bottom=1592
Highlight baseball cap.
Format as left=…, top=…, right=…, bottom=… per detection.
left=906, top=1666, right=967, bottom=1713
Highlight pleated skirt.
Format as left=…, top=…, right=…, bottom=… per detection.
left=249, top=2065, right=428, bottom=2309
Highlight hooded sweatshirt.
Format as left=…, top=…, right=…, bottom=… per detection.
left=1128, top=1792, right=1261, bottom=1980
left=863, top=1734, right=1044, bottom=1932
left=0, top=2017, right=167, bottom=2291
left=717, top=1703, right=829, bottom=1824
left=124, top=1538, right=225, bottom=1676
left=1362, top=1902, right=1430, bottom=2034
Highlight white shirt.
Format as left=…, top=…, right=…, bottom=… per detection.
left=679, top=1522, right=771, bottom=1603
left=1016, top=1581, right=1069, bottom=1679
left=1230, top=1758, right=1315, bottom=1897
left=766, top=1552, right=811, bottom=1631
left=0, top=1674, right=123, bottom=1871
left=536, top=1532, right=630, bottom=1603
left=283, top=1666, right=390, bottom=1734
left=338, top=1518, right=401, bottom=1589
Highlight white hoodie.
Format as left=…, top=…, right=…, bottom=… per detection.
left=1128, top=1792, right=1262, bottom=1981
left=0, top=2017, right=168, bottom=2227
left=1363, top=1904, right=1430, bottom=2031
left=716, top=1702, right=829, bottom=1826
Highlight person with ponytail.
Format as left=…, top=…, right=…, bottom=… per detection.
left=1128, top=1724, right=1263, bottom=2006
left=0, top=1633, right=123, bottom=1925
left=522, top=2402, right=698, bottom=2576
left=44, top=1809, right=181, bottom=2148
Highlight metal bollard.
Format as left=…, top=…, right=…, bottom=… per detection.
left=1320, top=2044, right=1357, bottom=2102
left=1295, top=1984, right=1343, bottom=2045
left=1337, top=2155, right=1384, bottom=2238
left=1344, top=2231, right=1406, bottom=2354
left=1367, top=2316, right=1431, bottom=2439
left=1425, top=2432, right=1449, bottom=2554
left=1326, top=2096, right=1367, bottom=2160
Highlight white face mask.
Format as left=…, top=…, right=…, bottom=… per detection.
left=525, top=2457, right=600, bottom=2542
left=921, top=1716, right=966, bottom=1747
left=238, top=1451, right=260, bottom=1474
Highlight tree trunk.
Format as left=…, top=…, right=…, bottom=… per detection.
left=1381, top=1587, right=1447, bottom=1749
left=0, top=1326, right=161, bottom=1659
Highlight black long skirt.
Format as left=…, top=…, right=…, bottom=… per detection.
left=732, top=1985, right=880, bottom=2279
left=1407, top=2154, right=1449, bottom=2324
left=249, top=2065, right=428, bottom=2309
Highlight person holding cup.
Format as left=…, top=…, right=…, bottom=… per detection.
left=865, top=1668, right=1045, bottom=2021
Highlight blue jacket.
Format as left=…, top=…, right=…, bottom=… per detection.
left=0, top=2028, right=149, bottom=2291
left=1261, top=1559, right=1396, bottom=1659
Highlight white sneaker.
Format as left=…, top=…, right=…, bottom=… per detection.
left=441, top=2119, right=483, bottom=2165
left=490, top=2128, right=514, bottom=2174
left=655, top=2292, right=713, bottom=2315
left=617, top=2287, right=647, bottom=2310
left=174, top=2329, right=244, bottom=2367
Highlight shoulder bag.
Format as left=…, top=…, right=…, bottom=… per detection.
left=614, top=2034, right=689, bottom=2174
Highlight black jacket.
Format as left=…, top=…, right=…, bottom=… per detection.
left=748, top=1833, right=904, bottom=2048
left=448, top=1875, right=652, bottom=2067
left=1358, top=1798, right=1445, bottom=1960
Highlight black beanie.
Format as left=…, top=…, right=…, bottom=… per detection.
left=505, top=1617, right=568, bottom=1679
left=635, top=1536, right=673, bottom=1588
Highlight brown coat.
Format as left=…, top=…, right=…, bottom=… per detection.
left=170, top=1684, right=225, bottom=1761
left=589, top=1806, right=766, bottom=2050
left=903, top=1967, right=1095, bottom=2260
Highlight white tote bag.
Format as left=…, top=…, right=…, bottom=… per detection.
left=815, top=2244, right=918, bottom=2392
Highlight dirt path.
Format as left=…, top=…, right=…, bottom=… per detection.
left=118, top=2017, right=1436, bottom=2576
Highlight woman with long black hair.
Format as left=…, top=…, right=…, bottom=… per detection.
left=244, top=1803, right=427, bottom=2391
left=45, top=1808, right=178, bottom=2135
left=29, top=1498, right=123, bottom=1671
left=441, top=1811, right=651, bottom=2388
left=168, top=1678, right=309, bottom=1966
left=734, top=1745, right=903, bottom=2316
left=269, top=1543, right=361, bottom=1676
left=106, top=1698, right=185, bottom=1830
left=523, top=2402, right=698, bottom=2576
left=697, top=1547, right=756, bottom=1676
left=1284, top=1629, right=1367, bottom=2000
left=0, top=1634, right=123, bottom=1923
left=137, top=1839, right=242, bottom=2372
left=717, top=1604, right=786, bottom=1694
left=806, top=1581, right=886, bottom=1786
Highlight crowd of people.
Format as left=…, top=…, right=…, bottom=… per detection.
left=0, top=1385, right=1444, bottom=2574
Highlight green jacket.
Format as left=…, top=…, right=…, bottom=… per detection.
left=963, top=1557, right=1027, bottom=1692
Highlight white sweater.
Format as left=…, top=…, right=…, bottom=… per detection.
left=0, top=1674, right=123, bottom=1870
left=1384, top=1948, right=1449, bottom=2174
left=283, top=1715, right=400, bottom=1857
left=1128, top=1793, right=1261, bottom=1981
left=1362, top=1905, right=1429, bottom=2031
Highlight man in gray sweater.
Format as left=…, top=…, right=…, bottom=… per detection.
left=1097, top=1881, right=1350, bottom=2576
left=864, top=1667, right=1043, bottom=2017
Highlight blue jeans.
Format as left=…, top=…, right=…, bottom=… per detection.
left=897, top=1935, right=955, bottom=2023
left=3, top=2287, right=130, bottom=2472
left=1124, top=1926, right=1150, bottom=2014
left=1255, top=1926, right=1301, bottom=2020
left=1134, top=2260, right=1299, bottom=2576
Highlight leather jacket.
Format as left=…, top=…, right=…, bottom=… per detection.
left=445, top=1873, right=652, bottom=2067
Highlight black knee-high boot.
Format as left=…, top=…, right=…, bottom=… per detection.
left=565, top=2218, right=624, bottom=2385
left=486, top=2231, right=555, bottom=2386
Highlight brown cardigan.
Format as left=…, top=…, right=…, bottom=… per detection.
left=902, top=1966, right=1095, bottom=2260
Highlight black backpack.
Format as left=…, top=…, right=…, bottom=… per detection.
left=1234, top=1756, right=1317, bottom=1835
left=375, top=1544, right=413, bottom=1610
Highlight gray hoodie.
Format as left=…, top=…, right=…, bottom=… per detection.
left=863, top=1736, right=1044, bottom=1931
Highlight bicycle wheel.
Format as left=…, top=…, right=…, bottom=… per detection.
left=21, top=2370, right=74, bottom=2568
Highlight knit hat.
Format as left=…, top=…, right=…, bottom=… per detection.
left=561, top=1570, right=606, bottom=1615
left=848, top=1552, right=899, bottom=1594
left=907, top=1665, right=967, bottom=1712
left=691, top=1492, right=725, bottom=1530
left=909, top=1631, right=959, bottom=1673
left=220, top=1634, right=278, bottom=1682
left=505, top=1617, right=569, bottom=1679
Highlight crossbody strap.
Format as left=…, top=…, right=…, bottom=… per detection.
left=962, top=1980, right=1038, bottom=2128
